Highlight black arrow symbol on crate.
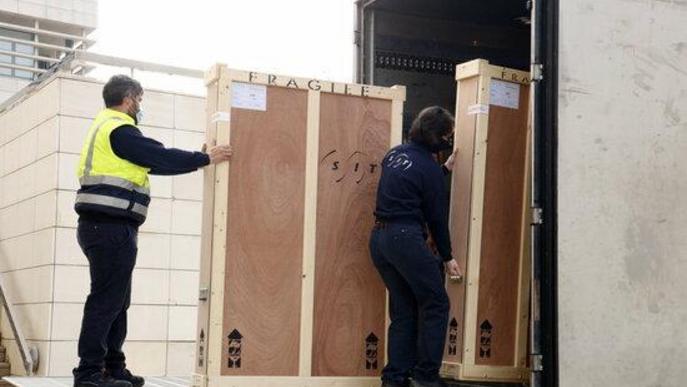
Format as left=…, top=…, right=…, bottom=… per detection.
left=448, top=318, right=458, bottom=356
left=198, top=329, right=206, bottom=367
left=227, top=329, right=243, bottom=369
left=365, top=332, right=379, bottom=370
left=479, top=320, right=493, bottom=359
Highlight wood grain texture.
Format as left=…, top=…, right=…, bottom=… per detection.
left=445, top=77, right=480, bottom=364
left=221, top=86, right=308, bottom=376
left=474, top=83, right=530, bottom=367
left=311, top=94, right=390, bottom=376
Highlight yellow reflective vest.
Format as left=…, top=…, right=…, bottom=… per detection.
left=75, top=108, right=151, bottom=224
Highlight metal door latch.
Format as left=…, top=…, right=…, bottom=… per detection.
left=199, top=287, right=209, bottom=302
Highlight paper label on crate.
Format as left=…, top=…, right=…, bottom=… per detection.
left=467, top=104, right=490, bottom=115
left=211, top=111, right=231, bottom=123
left=490, top=79, right=520, bottom=109
left=231, top=82, right=267, bottom=111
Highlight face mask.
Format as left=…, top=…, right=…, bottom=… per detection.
left=129, top=100, right=143, bottom=124
left=135, top=108, right=144, bottom=124
left=429, top=138, right=453, bottom=153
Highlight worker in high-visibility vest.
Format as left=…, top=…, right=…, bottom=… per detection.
left=370, top=106, right=462, bottom=387
left=73, top=75, right=232, bottom=387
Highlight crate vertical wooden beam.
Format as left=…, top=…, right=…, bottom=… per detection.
left=390, top=87, right=404, bottom=147
left=461, top=64, right=492, bottom=369
left=513, top=110, right=532, bottom=370
left=207, top=64, right=233, bottom=382
left=385, top=86, right=405, bottom=367
left=192, top=64, right=222, bottom=387
left=299, top=89, right=321, bottom=377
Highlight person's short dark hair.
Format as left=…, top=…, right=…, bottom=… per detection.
left=102, top=75, right=143, bottom=108
left=408, top=106, right=455, bottom=148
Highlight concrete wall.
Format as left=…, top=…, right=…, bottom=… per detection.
left=558, top=1, right=687, bottom=386
left=0, top=74, right=206, bottom=376
left=0, top=0, right=97, bottom=29
left=0, top=77, right=30, bottom=106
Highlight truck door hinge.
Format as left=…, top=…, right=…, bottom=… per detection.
left=531, top=354, right=544, bottom=371
left=532, top=207, right=544, bottom=225
left=531, top=63, right=544, bottom=81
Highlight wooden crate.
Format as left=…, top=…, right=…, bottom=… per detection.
left=440, top=60, right=532, bottom=383
left=193, top=64, right=405, bottom=387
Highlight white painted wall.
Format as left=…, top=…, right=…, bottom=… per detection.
left=0, top=0, right=97, bottom=28
left=0, top=73, right=206, bottom=376
left=558, top=1, right=687, bottom=386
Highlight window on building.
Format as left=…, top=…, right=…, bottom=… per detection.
left=0, top=28, right=36, bottom=80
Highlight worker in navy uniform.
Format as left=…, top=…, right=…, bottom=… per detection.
left=72, top=75, right=232, bottom=387
left=370, top=106, right=463, bottom=387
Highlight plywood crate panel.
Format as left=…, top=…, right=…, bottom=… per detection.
left=441, top=60, right=531, bottom=383
left=195, top=65, right=405, bottom=387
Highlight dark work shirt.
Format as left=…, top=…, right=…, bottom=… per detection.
left=374, top=142, right=453, bottom=261
left=110, top=125, right=210, bottom=175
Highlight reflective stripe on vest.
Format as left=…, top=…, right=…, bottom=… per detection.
left=75, top=193, right=148, bottom=218
left=78, top=175, right=150, bottom=195
left=83, top=116, right=124, bottom=177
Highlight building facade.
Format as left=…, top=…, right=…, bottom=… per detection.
left=0, top=0, right=97, bottom=102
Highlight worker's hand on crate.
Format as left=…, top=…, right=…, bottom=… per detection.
left=204, top=144, right=233, bottom=165
left=443, top=148, right=459, bottom=172
left=445, top=258, right=463, bottom=282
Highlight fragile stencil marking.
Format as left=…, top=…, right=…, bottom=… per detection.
left=232, top=82, right=267, bottom=111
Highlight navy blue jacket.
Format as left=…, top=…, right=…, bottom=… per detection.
left=76, top=124, right=209, bottom=225
left=110, top=125, right=210, bottom=174
left=374, top=142, right=453, bottom=261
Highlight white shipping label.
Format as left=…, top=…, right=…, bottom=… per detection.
left=467, top=104, right=490, bottom=115
left=490, top=79, right=520, bottom=109
left=231, top=82, right=267, bottom=111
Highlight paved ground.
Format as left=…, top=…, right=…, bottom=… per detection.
left=446, top=381, right=525, bottom=387
left=2, top=377, right=190, bottom=387
left=3, top=376, right=526, bottom=387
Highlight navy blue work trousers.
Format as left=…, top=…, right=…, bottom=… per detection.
left=369, top=221, right=450, bottom=385
left=74, top=219, right=138, bottom=378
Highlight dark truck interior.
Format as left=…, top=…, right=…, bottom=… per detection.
left=356, top=0, right=531, bottom=135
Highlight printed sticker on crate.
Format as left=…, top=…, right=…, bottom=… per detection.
left=489, top=79, right=520, bottom=109
left=232, top=82, right=267, bottom=111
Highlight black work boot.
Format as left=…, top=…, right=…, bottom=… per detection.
left=74, top=371, right=133, bottom=387
left=107, top=369, right=145, bottom=387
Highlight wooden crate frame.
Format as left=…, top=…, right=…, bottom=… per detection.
left=193, top=64, right=405, bottom=387
left=440, top=59, right=532, bottom=383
